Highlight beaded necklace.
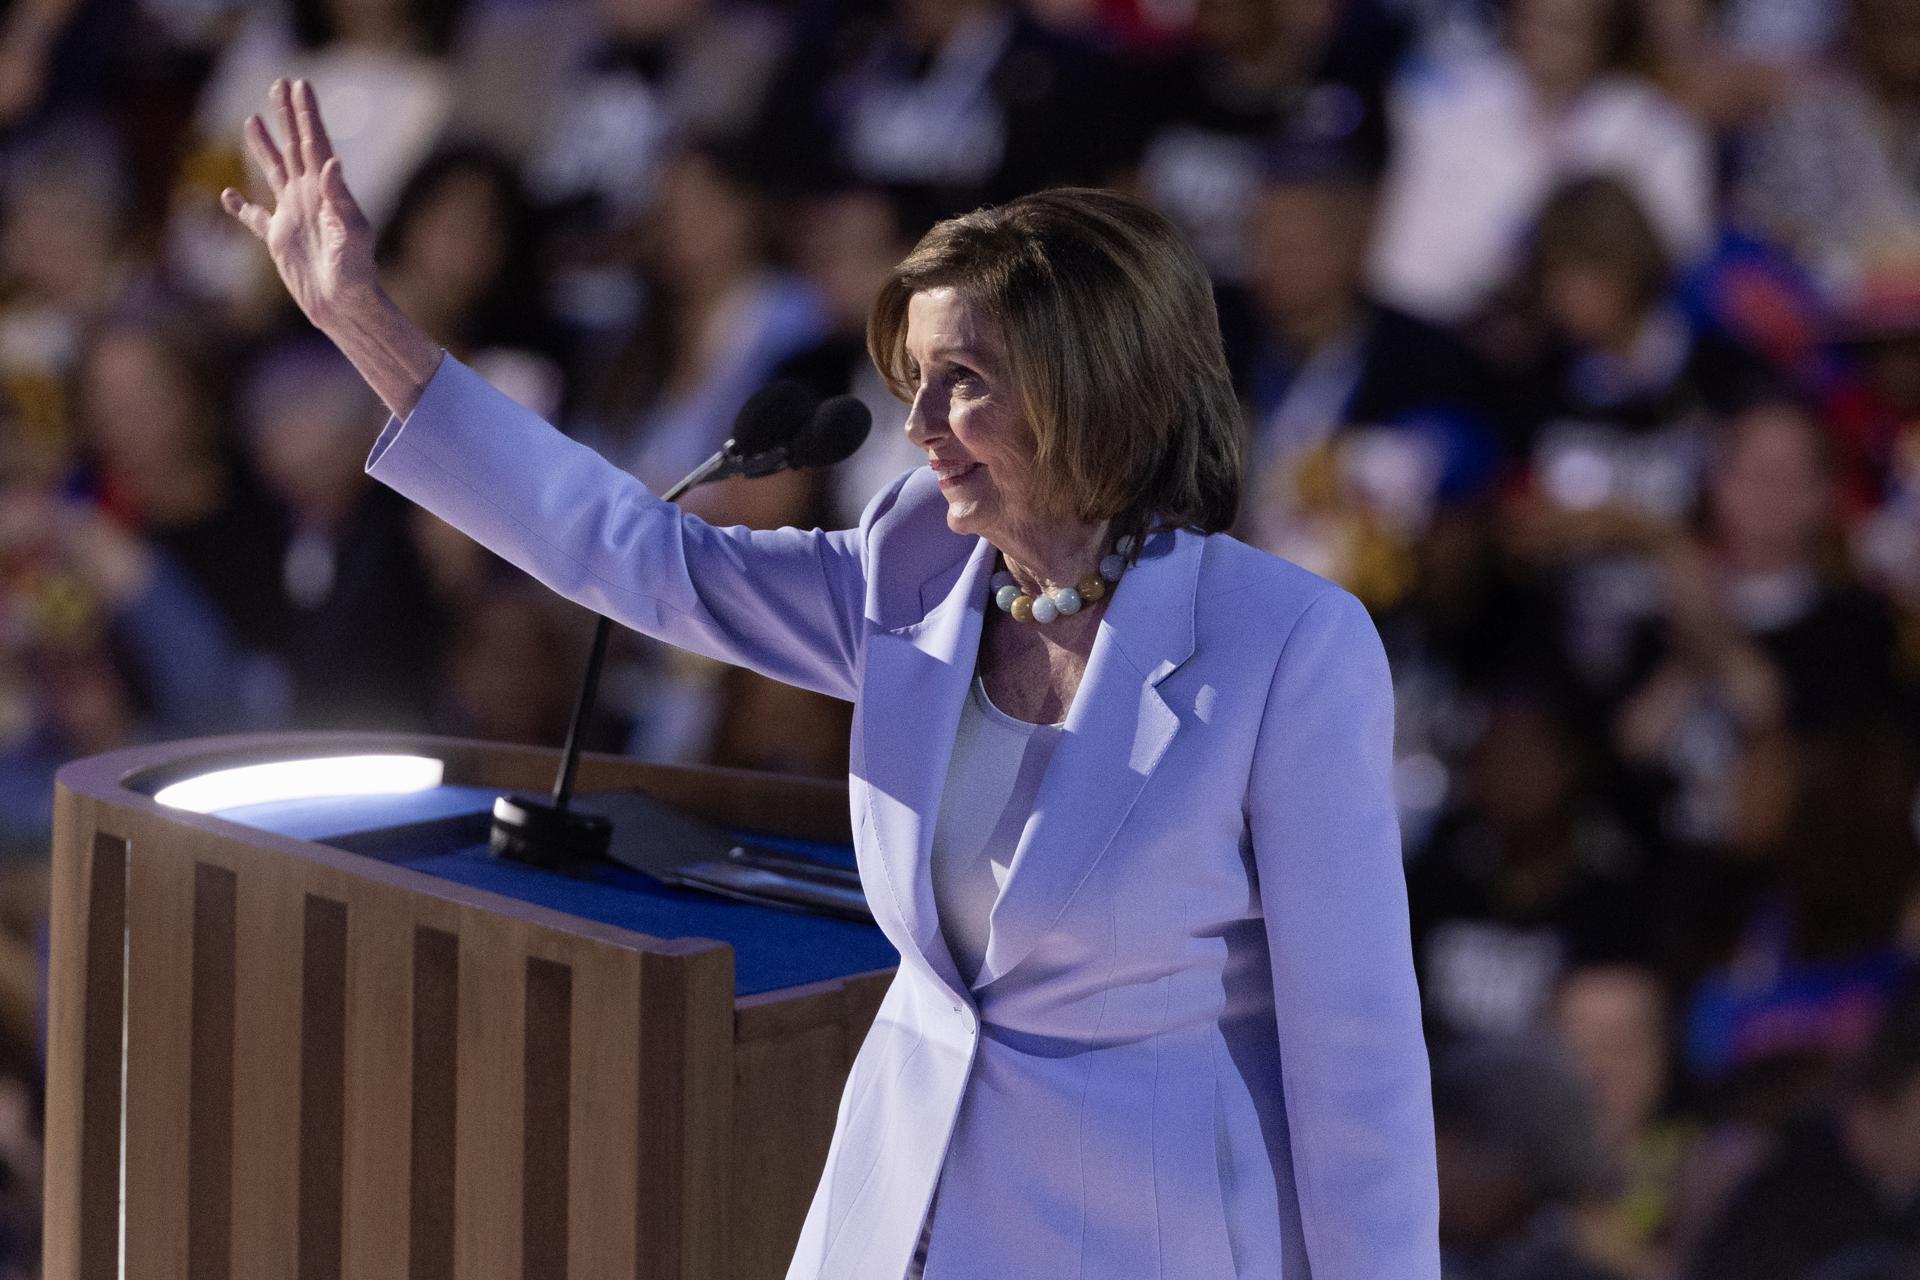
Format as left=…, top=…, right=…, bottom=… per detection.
left=991, top=534, right=1134, bottom=623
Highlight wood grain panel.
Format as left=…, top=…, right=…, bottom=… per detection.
left=230, top=869, right=305, bottom=1275
left=43, top=810, right=125, bottom=1280
left=636, top=944, right=734, bottom=1280
left=300, top=895, right=349, bottom=1280
left=80, top=831, right=126, bottom=1280
left=342, top=891, right=414, bottom=1280
left=730, top=1022, right=845, bottom=1279
left=454, top=915, right=525, bottom=1280
left=566, top=948, right=639, bottom=1280
left=188, top=864, right=238, bottom=1280
left=729, top=970, right=892, bottom=1278
left=410, top=927, right=459, bottom=1280
left=123, top=837, right=196, bottom=1280
left=523, top=957, right=571, bottom=1280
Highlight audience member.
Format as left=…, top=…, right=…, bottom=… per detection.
left=435, top=575, right=623, bottom=750
left=772, top=184, right=918, bottom=528
left=0, top=490, right=269, bottom=852
left=1553, top=963, right=1696, bottom=1280
left=1235, top=142, right=1500, bottom=605
left=1491, top=178, right=1779, bottom=700
left=1432, top=1036, right=1623, bottom=1280
left=1120, top=0, right=1406, bottom=287
left=0, top=0, right=101, bottom=132
left=67, top=305, right=289, bottom=652
left=239, top=338, right=445, bottom=730
left=374, top=142, right=563, bottom=370
left=1732, top=0, right=1920, bottom=297
left=193, top=0, right=465, bottom=230
left=572, top=143, right=824, bottom=526
left=1609, top=403, right=1902, bottom=860
left=1677, top=719, right=1918, bottom=1094
left=0, top=116, right=137, bottom=459
left=750, top=0, right=1124, bottom=220
left=1687, top=987, right=1920, bottom=1280
left=1409, top=686, right=1653, bottom=1043
left=1370, top=0, right=1714, bottom=322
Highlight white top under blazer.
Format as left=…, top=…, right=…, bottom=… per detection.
left=930, top=677, right=1066, bottom=986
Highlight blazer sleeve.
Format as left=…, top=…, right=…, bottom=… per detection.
left=364, top=351, right=887, bottom=702
left=1246, top=587, right=1441, bottom=1279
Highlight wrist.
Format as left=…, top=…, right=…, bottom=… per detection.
left=313, top=278, right=389, bottom=339
left=317, top=283, right=444, bottom=421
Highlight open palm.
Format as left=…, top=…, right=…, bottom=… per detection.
left=219, top=78, right=378, bottom=327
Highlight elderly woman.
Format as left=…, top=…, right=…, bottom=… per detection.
left=222, top=78, right=1439, bottom=1280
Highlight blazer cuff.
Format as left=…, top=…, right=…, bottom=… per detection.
left=363, top=348, right=468, bottom=487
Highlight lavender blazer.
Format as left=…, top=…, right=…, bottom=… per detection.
left=366, top=353, right=1441, bottom=1280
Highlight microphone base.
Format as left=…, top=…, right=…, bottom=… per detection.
left=489, top=793, right=612, bottom=869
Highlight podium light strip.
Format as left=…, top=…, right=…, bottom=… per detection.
left=152, top=755, right=446, bottom=814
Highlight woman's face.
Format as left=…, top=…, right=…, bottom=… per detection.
left=1248, top=181, right=1372, bottom=342
left=397, top=169, right=509, bottom=314
left=1540, top=258, right=1641, bottom=347
left=1510, top=0, right=1608, bottom=97
left=901, top=287, right=1041, bottom=542
left=325, top=0, right=413, bottom=46
left=1709, top=405, right=1829, bottom=561
left=80, top=329, right=205, bottom=475
left=1553, top=967, right=1668, bottom=1144
left=656, top=154, right=758, bottom=289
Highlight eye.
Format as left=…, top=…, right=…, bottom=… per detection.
left=949, top=365, right=982, bottom=391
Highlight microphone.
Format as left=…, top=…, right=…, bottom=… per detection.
left=489, top=385, right=868, bottom=869
left=791, top=395, right=873, bottom=470
left=666, top=379, right=819, bottom=498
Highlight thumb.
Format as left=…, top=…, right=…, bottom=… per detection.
left=220, top=187, right=270, bottom=240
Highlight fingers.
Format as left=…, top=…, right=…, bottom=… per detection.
left=243, top=114, right=286, bottom=191
left=319, top=156, right=358, bottom=222
left=272, top=78, right=303, bottom=178
left=295, top=79, right=335, bottom=175
left=219, top=187, right=269, bottom=239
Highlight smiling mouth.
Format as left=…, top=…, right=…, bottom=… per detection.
left=930, top=460, right=979, bottom=485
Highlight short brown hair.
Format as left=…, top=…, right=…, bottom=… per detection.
left=868, top=187, right=1243, bottom=551
left=1526, top=175, right=1672, bottom=316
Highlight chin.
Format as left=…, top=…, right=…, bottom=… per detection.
left=942, top=497, right=990, bottom=539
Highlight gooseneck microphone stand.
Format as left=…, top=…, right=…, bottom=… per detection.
left=489, top=384, right=873, bottom=869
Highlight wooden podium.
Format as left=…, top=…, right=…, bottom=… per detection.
left=46, top=733, right=897, bottom=1280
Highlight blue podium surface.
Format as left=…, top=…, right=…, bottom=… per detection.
left=213, top=785, right=898, bottom=998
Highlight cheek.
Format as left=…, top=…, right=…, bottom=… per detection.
left=955, top=403, right=1033, bottom=467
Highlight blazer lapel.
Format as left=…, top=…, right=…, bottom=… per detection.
left=971, top=528, right=1202, bottom=991
left=857, top=534, right=998, bottom=999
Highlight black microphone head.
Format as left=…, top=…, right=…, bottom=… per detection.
left=731, top=380, right=816, bottom=455
left=790, top=395, right=873, bottom=469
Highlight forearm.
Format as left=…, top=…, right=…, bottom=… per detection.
left=364, top=352, right=873, bottom=702
left=318, top=283, right=445, bottom=422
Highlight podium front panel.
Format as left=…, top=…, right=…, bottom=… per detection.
left=46, top=735, right=899, bottom=1280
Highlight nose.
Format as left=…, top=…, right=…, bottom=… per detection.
left=903, top=383, right=943, bottom=448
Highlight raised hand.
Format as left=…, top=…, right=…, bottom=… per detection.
left=219, top=78, right=377, bottom=331
left=216, top=76, right=442, bottom=419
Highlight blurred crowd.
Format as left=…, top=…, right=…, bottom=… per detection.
left=0, top=0, right=1917, bottom=1274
